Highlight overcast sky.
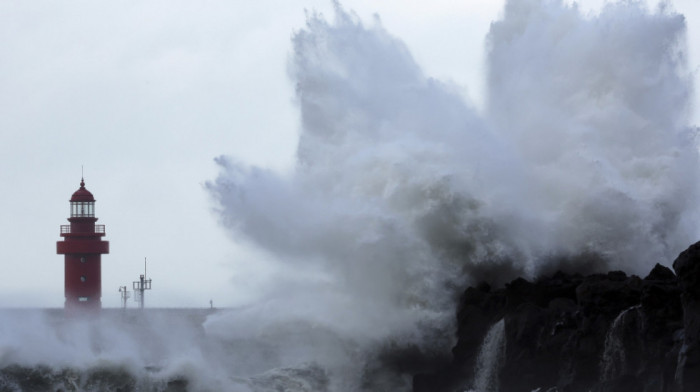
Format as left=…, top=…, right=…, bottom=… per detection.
left=1, top=0, right=698, bottom=308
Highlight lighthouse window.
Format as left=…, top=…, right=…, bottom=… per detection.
left=70, top=202, right=95, bottom=217
left=80, top=276, right=86, bottom=282
left=78, top=297, right=88, bottom=302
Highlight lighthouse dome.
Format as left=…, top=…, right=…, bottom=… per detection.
left=70, top=179, right=95, bottom=202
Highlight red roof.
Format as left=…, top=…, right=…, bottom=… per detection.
left=70, top=178, right=95, bottom=202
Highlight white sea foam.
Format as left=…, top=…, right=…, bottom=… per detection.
left=207, top=1, right=698, bottom=389
left=467, top=319, right=506, bottom=392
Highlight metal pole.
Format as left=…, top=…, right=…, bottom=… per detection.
left=140, top=275, right=145, bottom=309
left=133, top=257, right=152, bottom=310
left=143, top=257, right=147, bottom=309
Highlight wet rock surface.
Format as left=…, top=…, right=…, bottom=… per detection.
left=414, top=241, right=700, bottom=392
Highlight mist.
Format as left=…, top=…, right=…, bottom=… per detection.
left=206, top=0, right=700, bottom=387
left=211, top=0, right=697, bottom=360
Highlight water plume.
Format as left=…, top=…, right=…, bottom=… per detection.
left=208, top=0, right=699, bottom=363
left=486, top=0, right=699, bottom=275
left=467, top=319, right=506, bottom=392
left=600, top=305, right=643, bottom=381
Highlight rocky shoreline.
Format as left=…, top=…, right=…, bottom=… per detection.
left=414, top=241, right=700, bottom=392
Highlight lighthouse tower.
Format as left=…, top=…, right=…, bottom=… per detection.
left=57, top=178, right=109, bottom=311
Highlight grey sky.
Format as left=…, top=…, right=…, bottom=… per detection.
left=0, top=0, right=697, bottom=308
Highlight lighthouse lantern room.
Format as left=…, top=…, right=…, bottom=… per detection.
left=57, top=178, right=109, bottom=311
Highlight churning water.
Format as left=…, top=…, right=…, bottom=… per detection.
left=207, top=0, right=699, bottom=389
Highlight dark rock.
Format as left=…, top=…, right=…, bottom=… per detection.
left=476, top=281, right=491, bottom=293
left=673, top=240, right=700, bottom=391
left=414, top=241, right=700, bottom=392
left=645, top=264, right=676, bottom=281
left=505, top=277, right=535, bottom=309
left=673, top=241, right=700, bottom=296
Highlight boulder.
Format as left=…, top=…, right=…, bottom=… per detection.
left=413, top=241, right=700, bottom=392
left=673, top=240, right=700, bottom=390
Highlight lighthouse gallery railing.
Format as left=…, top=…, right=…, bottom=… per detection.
left=60, top=225, right=105, bottom=234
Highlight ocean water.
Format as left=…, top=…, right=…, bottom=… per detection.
left=0, top=309, right=325, bottom=391
left=0, top=308, right=422, bottom=391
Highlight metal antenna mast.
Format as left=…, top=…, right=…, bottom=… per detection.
left=133, top=257, right=152, bottom=309
left=118, top=286, right=131, bottom=309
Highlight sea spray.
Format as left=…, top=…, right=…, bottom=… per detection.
left=0, top=309, right=230, bottom=391
left=600, top=305, right=643, bottom=381
left=467, top=319, right=506, bottom=392
left=208, top=0, right=699, bottom=389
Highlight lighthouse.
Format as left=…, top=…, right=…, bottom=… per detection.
left=56, top=178, right=109, bottom=311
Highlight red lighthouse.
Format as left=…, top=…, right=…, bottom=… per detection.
left=57, top=178, right=109, bottom=311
